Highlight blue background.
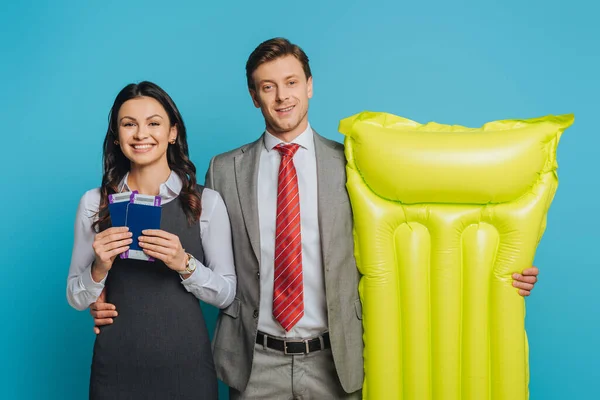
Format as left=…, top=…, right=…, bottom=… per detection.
left=1, top=0, right=597, bottom=398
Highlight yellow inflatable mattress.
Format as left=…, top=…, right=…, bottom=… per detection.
left=339, top=111, right=573, bottom=400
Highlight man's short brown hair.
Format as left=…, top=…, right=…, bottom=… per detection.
left=246, top=37, right=312, bottom=90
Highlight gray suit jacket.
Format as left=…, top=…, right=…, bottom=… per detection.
left=205, top=131, right=364, bottom=393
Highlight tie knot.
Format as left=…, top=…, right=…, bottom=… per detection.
left=275, top=143, right=300, bottom=158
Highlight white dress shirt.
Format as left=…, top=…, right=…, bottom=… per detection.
left=66, top=171, right=236, bottom=311
left=257, top=124, right=328, bottom=338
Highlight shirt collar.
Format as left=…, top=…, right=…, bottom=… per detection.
left=117, top=170, right=182, bottom=198
left=264, top=123, right=314, bottom=153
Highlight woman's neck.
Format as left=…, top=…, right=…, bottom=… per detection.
left=127, top=162, right=171, bottom=196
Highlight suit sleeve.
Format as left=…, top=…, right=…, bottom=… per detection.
left=205, top=156, right=216, bottom=190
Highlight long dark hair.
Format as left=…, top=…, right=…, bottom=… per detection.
left=93, top=81, right=201, bottom=231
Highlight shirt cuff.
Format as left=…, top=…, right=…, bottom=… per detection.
left=80, top=264, right=107, bottom=296
left=180, top=261, right=210, bottom=287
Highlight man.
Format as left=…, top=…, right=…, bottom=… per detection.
left=204, top=38, right=364, bottom=399
left=90, top=38, right=540, bottom=399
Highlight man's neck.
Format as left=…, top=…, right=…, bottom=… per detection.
left=267, top=121, right=309, bottom=143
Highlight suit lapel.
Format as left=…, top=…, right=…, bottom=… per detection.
left=314, top=131, right=345, bottom=266
left=235, top=136, right=263, bottom=264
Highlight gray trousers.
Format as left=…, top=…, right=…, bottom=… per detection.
left=230, top=342, right=362, bottom=400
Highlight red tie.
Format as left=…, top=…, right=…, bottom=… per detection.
left=273, top=143, right=303, bottom=331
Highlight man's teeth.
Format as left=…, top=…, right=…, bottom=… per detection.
left=278, top=106, right=293, bottom=112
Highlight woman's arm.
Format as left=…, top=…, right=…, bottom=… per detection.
left=181, top=188, right=237, bottom=309
left=66, top=190, right=105, bottom=311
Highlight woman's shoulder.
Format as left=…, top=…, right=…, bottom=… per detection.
left=199, top=187, right=227, bottom=219
left=200, top=187, right=224, bottom=207
left=77, top=187, right=102, bottom=219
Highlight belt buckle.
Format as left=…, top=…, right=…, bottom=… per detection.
left=283, top=339, right=310, bottom=355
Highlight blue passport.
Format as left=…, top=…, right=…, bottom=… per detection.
left=107, top=191, right=137, bottom=227
left=121, top=194, right=162, bottom=261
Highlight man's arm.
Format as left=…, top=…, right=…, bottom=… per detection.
left=205, top=156, right=216, bottom=190
left=91, top=288, right=117, bottom=334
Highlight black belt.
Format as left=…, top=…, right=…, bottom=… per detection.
left=256, top=331, right=331, bottom=355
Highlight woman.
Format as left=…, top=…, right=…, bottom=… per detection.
left=66, top=81, right=235, bottom=399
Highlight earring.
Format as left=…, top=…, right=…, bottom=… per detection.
left=169, top=139, right=176, bottom=144
left=114, top=140, right=119, bottom=145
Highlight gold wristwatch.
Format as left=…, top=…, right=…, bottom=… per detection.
left=180, top=252, right=197, bottom=275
